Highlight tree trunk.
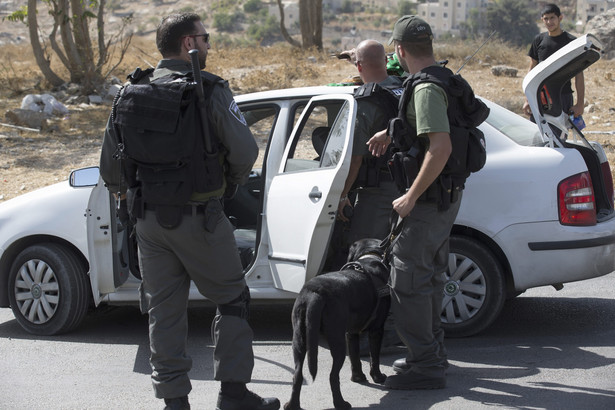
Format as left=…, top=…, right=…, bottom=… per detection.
left=299, top=0, right=323, bottom=50
left=96, top=0, right=107, bottom=72
left=57, top=0, right=82, bottom=81
left=276, top=0, right=302, bottom=48
left=27, top=0, right=64, bottom=87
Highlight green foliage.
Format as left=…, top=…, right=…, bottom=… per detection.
left=486, top=0, right=539, bottom=47
left=178, top=5, right=195, bottom=13
left=244, top=0, right=262, bottom=14
left=212, top=0, right=240, bottom=12
left=561, top=20, right=575, bottom=32
left=213, top=10, right=244, bottom=33
left=247, top=14, right=281, bottom=46
left=4, top=6, right=28, bottom=24
left=341, top=0, right=354, bottom=13
left=107, top=0, right=122, bottom=12
left=398, top=0, right=415, bottom=16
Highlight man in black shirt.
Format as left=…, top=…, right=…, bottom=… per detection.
left=522, top=3, right=585, bottom=120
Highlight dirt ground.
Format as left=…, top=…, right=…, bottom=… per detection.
left=1, top=38, right=614, bottom=203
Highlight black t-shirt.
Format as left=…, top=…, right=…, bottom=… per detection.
left=528, top=31, right=576, bottom=94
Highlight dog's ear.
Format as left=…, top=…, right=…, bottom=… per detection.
left=347, top=241, right=359, bottom=262
left=347, top=238, right=382, bottom=262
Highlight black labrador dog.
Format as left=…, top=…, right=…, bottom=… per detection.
left=284, top=238, right=391, bottom=410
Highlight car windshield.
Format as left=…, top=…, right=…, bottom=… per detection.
left=483, top=100, right=545, bottom=147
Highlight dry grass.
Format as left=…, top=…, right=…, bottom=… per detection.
left=1, top=35, right=614, bottom=203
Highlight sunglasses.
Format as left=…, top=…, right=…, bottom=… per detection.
left=184, top=33, right=210, bottom=43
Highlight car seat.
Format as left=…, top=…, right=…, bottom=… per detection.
left=311, top=126, right=329, bottom=160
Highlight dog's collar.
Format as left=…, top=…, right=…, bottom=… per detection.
left=341, top=261, right=364, bottom=272
left=358, top=252, right=382, bottom=261
left=342, top=254, right=389, bottom=288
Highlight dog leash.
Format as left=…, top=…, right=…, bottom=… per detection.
left=379, top=211, right=405, bottom=264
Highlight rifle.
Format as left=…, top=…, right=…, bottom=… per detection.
left=189, top=48, right=236, bottom=200
left=189, top=49, right=214, bottom=154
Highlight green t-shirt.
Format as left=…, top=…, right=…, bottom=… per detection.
left=406, top=81, right=449, bottom=140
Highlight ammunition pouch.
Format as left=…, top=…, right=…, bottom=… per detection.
left=419, top=175, right=464, bottom=212
left=387, top=116, right=417, bottom=151
left=217, top=286, right=250, bottom=320
left=387, top=142, right=422, bottom=194
left=355, top=157, right=392, bottom=189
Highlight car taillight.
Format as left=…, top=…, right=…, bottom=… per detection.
left=558, top=172, right=596, bottom=226
left=600, top=160, right=614, bottom=208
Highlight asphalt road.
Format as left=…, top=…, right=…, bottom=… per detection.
left=1, top=272, right=614, bottom=410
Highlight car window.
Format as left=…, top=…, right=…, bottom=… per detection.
left=321, top=101, right=349, bottom=168
left=283, top=100, right=345, bottom=172
left=483, top=100, right=545, bottom=147
left=242, top=106, right=278, bottom=168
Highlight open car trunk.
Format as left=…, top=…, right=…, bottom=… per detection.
left=523, top=34, right=614, bottom=221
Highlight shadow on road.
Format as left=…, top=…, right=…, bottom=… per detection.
left=1, top=296, right=614, bottom=408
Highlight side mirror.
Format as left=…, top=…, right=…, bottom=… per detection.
left=69, top=166, right=100, bottom=187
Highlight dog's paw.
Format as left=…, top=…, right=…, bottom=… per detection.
left=371, top=372, right=387, bottom=384
left=284, top=401, right=302, bottom=410
left=350, top=373, right=368, bottom=383
left=333, top=399, right=352, bottom=410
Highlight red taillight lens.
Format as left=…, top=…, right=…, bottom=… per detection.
left=600, top=161, right=614, bottom=208
left=558, top=172, right=597, bottom=226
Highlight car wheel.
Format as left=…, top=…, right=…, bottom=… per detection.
left=441, top=236, right=506, bottom=337
left=8, top=243, right=91, bottom=335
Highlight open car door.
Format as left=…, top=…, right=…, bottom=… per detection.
left=85, top=172, right=134, bottom=304
left=265, top=94, right=357, bottom=293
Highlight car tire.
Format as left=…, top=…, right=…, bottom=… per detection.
left=441, top=235, right=506, bottom=338
left=8, top=243, right=91, bottom=335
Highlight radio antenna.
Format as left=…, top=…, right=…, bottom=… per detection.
left=456, top=30, right=497, bottom=74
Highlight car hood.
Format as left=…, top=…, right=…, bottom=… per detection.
left=522, top=34, right=603, bottom=145
left=0, top=181, right=93, bottom=256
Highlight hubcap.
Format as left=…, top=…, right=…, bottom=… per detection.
left=14, top=259, right=60, bottom=324
left=441, top=253, right=486, bottom=324
left=444, top=280, right=460, bottom=297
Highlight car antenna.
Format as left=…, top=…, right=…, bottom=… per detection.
left=456, top=30, right=497, bottom=74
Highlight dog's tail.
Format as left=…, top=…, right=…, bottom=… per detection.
left=305, top=293, right=325, bottom=380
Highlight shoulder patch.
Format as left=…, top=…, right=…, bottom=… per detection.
left=229, top=100, right=247, bottom=126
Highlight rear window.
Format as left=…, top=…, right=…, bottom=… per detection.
left=483, top=99, right=545, bottom=147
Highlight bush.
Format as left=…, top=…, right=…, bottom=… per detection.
left=247, top=14, right=281, bottom=46
left=244, top=0, right=262, bottom=14
left=213, top=11, right=244, bottom=33
left=398, top=0, right=415, bottom=16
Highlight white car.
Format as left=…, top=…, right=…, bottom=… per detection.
left=1, top=34, right=612, bottom=337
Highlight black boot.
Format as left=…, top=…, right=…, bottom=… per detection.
left=216, top=389, right=280, bottom=410
left=163, top=396, right=190, bottom=410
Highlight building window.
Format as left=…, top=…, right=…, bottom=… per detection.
left=444, top=2, right=449, bottom=7
left=431, top=12, right=436, bottom=18
left=444, top=12, right=448, bottom=18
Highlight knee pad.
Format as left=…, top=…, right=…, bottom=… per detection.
left=216, top=286, right=250, bottom=320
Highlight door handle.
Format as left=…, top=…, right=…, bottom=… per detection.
left=309, top=187, right=322, bottom=200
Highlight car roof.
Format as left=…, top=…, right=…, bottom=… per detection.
left=235, top=85, right=357, bottom=103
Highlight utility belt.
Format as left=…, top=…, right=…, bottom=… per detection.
left=417, top=174, right=463, bottom=211
left=143, top=200, right=221, bottom=216
left=355, top=166, right=392, bottom=190
left=128, top=185, right=223, bottom=231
